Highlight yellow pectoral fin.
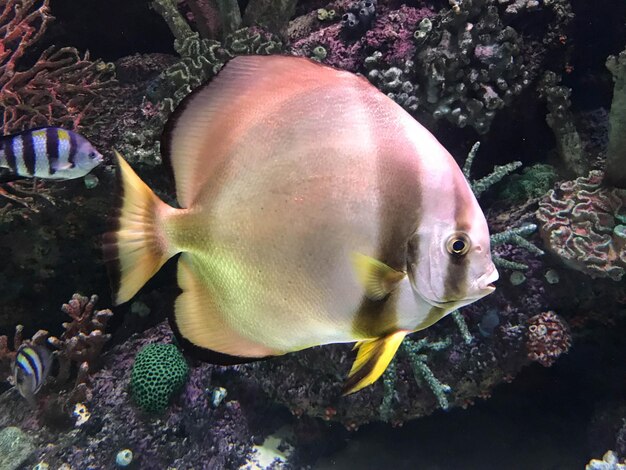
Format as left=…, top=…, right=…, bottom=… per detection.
left=342, top=330, right=408, bottom=395
left=351, top=252, right=406, bottom=301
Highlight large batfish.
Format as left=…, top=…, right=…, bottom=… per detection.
left=104, top=55, right=499, bottom=394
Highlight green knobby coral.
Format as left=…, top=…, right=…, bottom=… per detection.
left=379, top=336, right=453, bottom=420
left=463, top=142, right=523, bottom=198
left=463, top=142, right=544, bottom=270
left=130, top=343, right=190, bottom=413
left=498, top=163, right=558, bottom=204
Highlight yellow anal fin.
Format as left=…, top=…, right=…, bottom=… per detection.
left=342, top=330, right=408, bottom=395
left=351, top=252, right=405, bottom=301
left=172, top=254, right=279, bottom=361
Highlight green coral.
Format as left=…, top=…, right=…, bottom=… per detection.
left=538, top=71, right=587, bottom=177
left=605, top=47, right=626, bottom=188
left=130, top=343, right=189, bottom=413
left=498, top=163, right=558, bottom=204
left=152, top=0, right=283, bottom=114
left=463, top=142, right=523, bottom=198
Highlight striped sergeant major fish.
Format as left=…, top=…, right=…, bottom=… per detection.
left=0, top=127, right=103, bottom=180
left=104, top=55, right=498, bottom=396
left=13, top=343, right=53, bottom=406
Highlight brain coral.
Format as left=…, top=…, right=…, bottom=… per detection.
left=536, top=170, right=626, bottom=281
left=130, top=343, right=189, bottom=413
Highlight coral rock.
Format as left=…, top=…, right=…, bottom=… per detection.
left=526, top=311, right=571, bottom=367
left=537, top=170, right=626, bottom=281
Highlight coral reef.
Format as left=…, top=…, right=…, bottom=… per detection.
left=498, top=163, right=558, bottom=204
left=360, top=0, right=573, bottom=133
left=130, top=343, right=189, bottom=413
left=538, top=71, right=587, bottom=176
left=525, top=310, right=571, bottom=367
left=537, top=170, right=626, bottom=281
left=291, top=4, right=432, bottom=73
left=0, top=0, right=115, bottom=134
left=0, top=322, right=285, bottom=469
left=586, top=451, right=626, bottom=470
left=47, top=294, right=113, bottom=375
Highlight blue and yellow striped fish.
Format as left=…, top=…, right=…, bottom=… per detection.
left=13, top=344, right=53, bottom=405
left=0, top=127, right=103, bottom=180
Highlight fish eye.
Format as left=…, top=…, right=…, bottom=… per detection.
left=446, top=233, right=471, bottom=256
left=89, top=151, right=96, bottom=158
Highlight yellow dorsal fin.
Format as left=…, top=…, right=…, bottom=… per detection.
left=351, top=252, right=406, bottom=301
left=342, top=330, right=408, bottom=395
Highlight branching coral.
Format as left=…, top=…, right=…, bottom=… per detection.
left=379, top=336, right=452, bottom=421
left=47, top=293, right=113, bottom=381
left=0, top=0, right=115, bottom=134
left=463, top=141, right=523, bottom=198
left=462, top=142, right=544, bottom=270
left=536, top=170, right=626, bottom=280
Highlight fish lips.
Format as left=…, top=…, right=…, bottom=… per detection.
left=411, top=265, right=499, bottom=308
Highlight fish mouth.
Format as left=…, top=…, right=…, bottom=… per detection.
left=477, top=266, right=499, bottom=295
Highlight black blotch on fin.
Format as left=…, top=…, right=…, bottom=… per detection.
left=340, top=342, right=383, bottom=395
left=166, top=303, right=271, bottom=366
left=101, top=153, right=124, bottom=303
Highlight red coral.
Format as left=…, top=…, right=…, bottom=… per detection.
left=536, top=170, right=626, bottom=281
left=0, top=0, right=115, bottom=134
left=526, top=311, right=571, bottom=367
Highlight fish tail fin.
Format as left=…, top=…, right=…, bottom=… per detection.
left=103, top=150, right=180, bottom=305
left=342, top=330, right=408, bottom=395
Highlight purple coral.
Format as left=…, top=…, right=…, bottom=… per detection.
left=291, top=5, right=432, bottom=72
left=536, top=170, right=626, bottom=281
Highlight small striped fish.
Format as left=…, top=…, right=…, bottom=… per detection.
left=13, top=344, right=53, bottom=405
left=0, top=127, right=103, bottom=180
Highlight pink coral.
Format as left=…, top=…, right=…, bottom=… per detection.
left=48, top=293, right=113, bottom=377
left=526, top=311, right=571, bottom=367
left=290, top=5, right=433, bottom=72
left=536, top=170, right=626, bottom=281
left=0, top=0, right=115, bottom=134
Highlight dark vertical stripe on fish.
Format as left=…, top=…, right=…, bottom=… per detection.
left=4, top=138, right=17, bottom=172
left=46, top=127, right=59, bottom=174
left=22, top=132, right=36, bottom=176
left=68, top=130, right=77, bottom=167
left=441, top=182, right=471, bottom=302
left=352, top=96, right=424, bottom=337
left=20, top=348, right=41, bottom=386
